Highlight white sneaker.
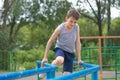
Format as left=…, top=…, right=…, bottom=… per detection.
left=39, top=61, right=47, bottom=79
left=39, top=73, right=46, bottom=79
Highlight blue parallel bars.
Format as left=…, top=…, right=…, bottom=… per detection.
left=0, top=61, right=100, bottom=80
left=51, top=62, right=100, bottom=80
left=0, top=61, right=58, bottom=80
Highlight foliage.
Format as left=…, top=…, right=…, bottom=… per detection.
left=109, top=18, right=120, bottom=46
left=78, top=18, right=98, bottom=36
left=0, top=29, right=15, bottom=50
left=11, top=16, right=120, bottom=70
left=22, top=62, right=36, bottom=70
left=0, top=30, right=9, bottom=50
left=76, top=0, right=108, bottom=36
left=78, top=18, right=98, bottom=47
left=0, top=0, right=120, bottom=73
left=15, top=21, right=53, bottom=50
left=110, top=18, right=120, bottom=36
left=14, top=45, right=55, bottom=70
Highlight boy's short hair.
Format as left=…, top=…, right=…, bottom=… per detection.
left=66, top=9, right=80, bottom=20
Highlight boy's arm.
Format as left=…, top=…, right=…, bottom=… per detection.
left=42, top=26, right=61, bottom=62
left=75, top=26, right=82, bottom=64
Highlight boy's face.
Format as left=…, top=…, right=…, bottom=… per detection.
left=65, top=16, right=78, bottom=28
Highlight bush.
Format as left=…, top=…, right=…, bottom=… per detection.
left=14, top=45, right=55, bottom=70
left=0, top=30, right=9, bottom=50
left=23, top=62, right=36, bottom=70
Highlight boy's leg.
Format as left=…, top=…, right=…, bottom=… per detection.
left=63, top=51, right=74, bottom=75
left=52, top=56, right=64, bottom=66
left=52, top=48, right=65, bottom=66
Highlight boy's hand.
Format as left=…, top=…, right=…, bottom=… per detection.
left=42, top=58, right=48, bottom=63
left=41, top=58, right=48, bottom=67
left=78, top=59, right=84, bottom=65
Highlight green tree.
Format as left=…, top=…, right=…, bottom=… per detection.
left=109, top=18, right=120, bottom=46
left=0, top=0, right=72, bottom=70
left=107, top=0, right=120, bottom=35
left=78, top=18, right=98, bottom=46
left=76, top=0, right=107, bottom=36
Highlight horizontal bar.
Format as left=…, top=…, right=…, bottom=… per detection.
left=51, top=62, right=100, bottom=80
left=0, top=63, right=58, bottom=80
left=0, top=61, right=100, bottom=80
left=80, top=36, right=120, bottom=39
left=74, top=62, right=97, bottom=67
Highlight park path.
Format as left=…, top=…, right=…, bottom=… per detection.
left=16, top=72, right=62, bottom=80
left=0, top=71, right=119, bottom=80
left=16, top=71, right=119, bottom=80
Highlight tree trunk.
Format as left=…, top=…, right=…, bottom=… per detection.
left=9, top=16, right=16, bottom=44
left=1, top=0, right=9, bottom=29
left=107, top=0, right=111, bottom=35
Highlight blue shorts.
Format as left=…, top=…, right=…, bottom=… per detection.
left=53, top=47, right=75, bottom=73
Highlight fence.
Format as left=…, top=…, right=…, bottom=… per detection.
left=80, top=36, right=120, bottom=80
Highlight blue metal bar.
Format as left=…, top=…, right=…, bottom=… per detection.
left=49, top=62, right=100, bottom=80
left=47, top=71, right=55, bottom=79
left=0, top=61, right=100, bottom=80
left=37, top=61, right=41, bottom=80
left=0, top=61, right=58, bottom=80
left=74, top=61, right=97, bottom=67
left=92, top=72, right=98, bottom=80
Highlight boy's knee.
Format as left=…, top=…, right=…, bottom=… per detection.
left=52, top=56, right=64, bottom=66
left=63, top=72, right=71, bottom=75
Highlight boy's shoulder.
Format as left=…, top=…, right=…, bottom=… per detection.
left=75, top=23, right=79, bottom=27
left=59, top=23, right=65, bottom=27
left=57, top=23, right=65, bottom=29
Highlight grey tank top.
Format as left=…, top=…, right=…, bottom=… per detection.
left=55, top=23, right=79, bottom=53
